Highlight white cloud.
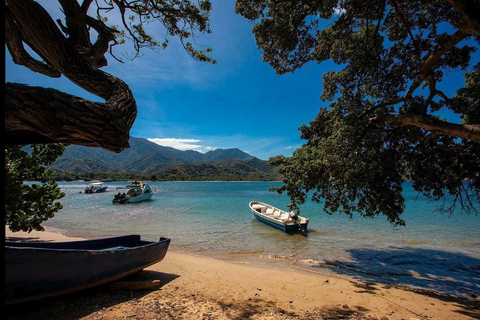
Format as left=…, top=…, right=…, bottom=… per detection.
left=146, top=135, right=297, bottom=160
left=148, top=138, right=214, bottom=153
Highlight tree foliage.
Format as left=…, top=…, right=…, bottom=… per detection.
left=5, top=145, right=66, bottom=232
left=236, top=0, right=480, bottom=225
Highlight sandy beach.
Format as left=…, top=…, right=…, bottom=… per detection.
left=5, top=227, right=479, bottom=320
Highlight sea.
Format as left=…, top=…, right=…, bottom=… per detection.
left=39, top=181, right=479, bottom=299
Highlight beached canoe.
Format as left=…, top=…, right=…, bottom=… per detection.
left=5, top=235, right=170, bottom=305
left=249, top=201, right=309, bottom=233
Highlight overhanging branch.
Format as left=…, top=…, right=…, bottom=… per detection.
left=369, top=114, right=480, bottom=143
left=6, top=0, right=137, bottom=152
left=5, top=83, right=135, bottom=153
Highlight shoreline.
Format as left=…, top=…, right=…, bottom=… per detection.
left=5, top=227, right=479, bottom=319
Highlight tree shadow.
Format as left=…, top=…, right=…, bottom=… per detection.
left=4, top=270, right=179, bottom=320
left=314, top=246, right=480, bottom=318
left=6, top=236, right=55, bottom=243
left=216, top=297, right=369, bottom=319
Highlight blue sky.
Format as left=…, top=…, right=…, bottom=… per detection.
left=5, top=1, right=475, bottom=160
left=5, top=0, right=326, bottom=160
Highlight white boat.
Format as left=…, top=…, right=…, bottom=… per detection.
left=113, top=181, right=154, bottom=204
left=249, top=201, right=309, bottom=233
left=84, top=182, right=108, bottom=193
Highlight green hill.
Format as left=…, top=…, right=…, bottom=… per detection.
left=51, top=137, right=281, bottom=181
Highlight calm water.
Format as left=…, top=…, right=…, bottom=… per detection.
left=41, top=181, right=479, bottom=298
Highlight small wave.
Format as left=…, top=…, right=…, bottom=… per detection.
left=43, top=226, right=68, bottom=235
left=441, top=241, right=480, bottom=247
left=400, top=238, right=429, bottom=245
left=229, top=250, right=264, bottom=255
left=262, top=254, right=297, bottom=261
left=300, top=258, right=324, bottom=265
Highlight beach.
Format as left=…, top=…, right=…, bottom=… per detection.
left=5, top=227, right=479, bottom=320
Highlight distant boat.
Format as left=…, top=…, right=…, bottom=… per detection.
left=5, top=235, right=170, bottom=305
left=113, top=181, right=154, bottom=204
left=101, top=178, right=113, bottom=182
left=249, top=201, right=309, bottom=233
left=84, top=182, right=108, bottom=193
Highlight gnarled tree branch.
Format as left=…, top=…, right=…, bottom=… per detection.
left=6, top=0, right=137, bottom=152
left=5, top=83, right=134, bottom=152
left=5, top=6, right=61, bottom=78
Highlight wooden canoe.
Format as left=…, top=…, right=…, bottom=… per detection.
left=5, top=235, right=170, bottom=305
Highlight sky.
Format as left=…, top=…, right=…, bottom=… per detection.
left=5, top=0, right=327, bottom=160
left=5, top=1, right=475, bottom=160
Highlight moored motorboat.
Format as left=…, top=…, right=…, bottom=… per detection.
left=113, top=181, right=154, bottom=204
left=5, top=235, right=170, bottom=305
left=85, top=182, right=108, bottom=193
left=249, top=201, right=309, bottom=233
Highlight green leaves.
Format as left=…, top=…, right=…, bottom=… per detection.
left=102, top=0, right=215, bottom=63
left=5, top=144, right=66, bottom=232
left=239, top=1, right=480, bottom=225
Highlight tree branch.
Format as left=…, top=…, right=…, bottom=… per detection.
left=58, top=0, right=91, bottom=50
left=447, top=0, right=480, bottom=37
left=369, top=114, right=480, bottom=143
left=6, top=0, right=137, bottom=152
left=5, top=7, right=61, bottom=77
left=403, top=30, right=467, bottom=99
left=5, top=83, right=134, bottom=152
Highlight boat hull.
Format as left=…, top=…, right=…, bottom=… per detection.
left=252, top=211, right=308, bottom=233
left=128, top=193, right=153, bottom=203
left=249, top=201, right=309, bottom=233
left=5, top=235, right=170, bottom=305
left=85, top=186, right=107, bottom=193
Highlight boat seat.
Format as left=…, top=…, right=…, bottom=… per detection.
left=265, top=208, right=274, bottom=215
left=272, top=210, right=282, bottom=218
left=252, top=204, right=267, bottom=213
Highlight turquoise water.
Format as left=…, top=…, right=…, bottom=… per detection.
left=42, top=181, right=479, bottom=298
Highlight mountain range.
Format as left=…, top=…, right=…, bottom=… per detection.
left=51, top=137, right=282, bottom=181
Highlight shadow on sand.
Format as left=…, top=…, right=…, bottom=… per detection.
left=4, top=270, right=179, bottom=320
left=6, top=236, right=56, bottom=243
left=314, top=246, right=480, bottom=318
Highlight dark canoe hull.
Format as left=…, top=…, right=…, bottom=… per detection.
left=5, top=235, right=170, bottom=305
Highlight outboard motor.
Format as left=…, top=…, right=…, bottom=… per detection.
left=289, top=211, right=305, bottom=233
left=289, top=211, right=299, bottom=222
